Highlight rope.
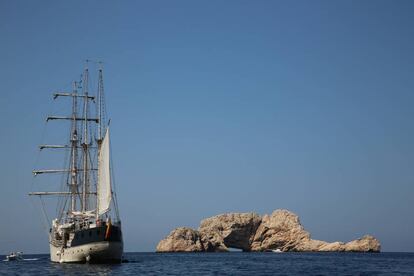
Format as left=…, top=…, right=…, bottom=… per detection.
left=29, top=89, right=58, bottom=233
left=109, top=134, right=121, bottom=221
left=40, top=197, right=51, bottom=234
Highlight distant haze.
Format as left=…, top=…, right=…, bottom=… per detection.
left=0, top=0, right=413, bottom=253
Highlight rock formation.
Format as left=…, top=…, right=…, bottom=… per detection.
left=250, top=209, right=311, bottom=252
left=199, top=212, right=262, bottom=252
left=156, top=209, right=381, bottom=253
left=156, top=227, right=205, bottom=252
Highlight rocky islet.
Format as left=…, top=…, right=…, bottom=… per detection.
left=156, top=209, right=380, bottom=253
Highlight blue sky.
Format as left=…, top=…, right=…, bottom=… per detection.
left=0, top=0, right=413, bottom=253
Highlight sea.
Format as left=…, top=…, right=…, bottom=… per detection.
left=1, top=252, right=413, bottom=275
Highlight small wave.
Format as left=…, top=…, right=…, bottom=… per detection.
left=122, top=259, right=141, bottom=263
left=2, top=258, right=39, bottom=262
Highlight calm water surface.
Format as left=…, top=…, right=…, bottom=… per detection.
left=1, top=252, right=413, bottom=275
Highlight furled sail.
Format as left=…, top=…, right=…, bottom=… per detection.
left=98, top=128, right=111, bottom=215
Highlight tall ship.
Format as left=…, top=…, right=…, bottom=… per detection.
left=29, top=64, right=123, bottom=263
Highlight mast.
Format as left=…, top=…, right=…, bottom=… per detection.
left=96, top=65, right=104, bottom=220
left=98, top=65, right=104, bottom=141
left=70, top=81, right=79, bottom=213
left=82, top=67, right=89, bottom=213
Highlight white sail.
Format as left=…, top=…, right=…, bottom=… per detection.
left=98, top=128, right=111, bottom=215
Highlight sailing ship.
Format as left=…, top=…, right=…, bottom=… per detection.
left=29, top=64, right=123, bottom=263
